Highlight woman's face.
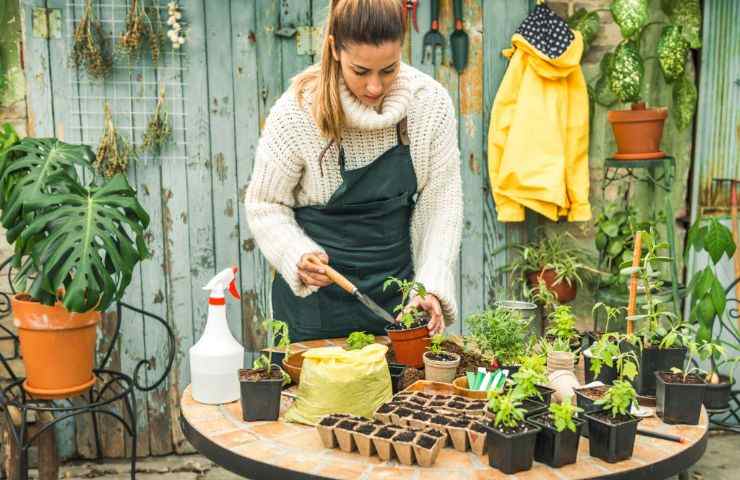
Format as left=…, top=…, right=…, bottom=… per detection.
left=332, top=40, right=402, bottom=108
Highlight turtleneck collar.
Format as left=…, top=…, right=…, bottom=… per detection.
left=339, top=63, right=413, bottom=130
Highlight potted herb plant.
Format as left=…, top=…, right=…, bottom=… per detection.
left=529, top=397, right=585, bottom=467
left=346, top=331, right=375, bottom=350
left=585, top=379, right=640, bottom=463
left=545, top=305, right=583, bottom=352
left=505, top=233, right=593, bottom=303
left=482, top=389, right=540, bottom=474
left=423, top=334, right=461, bottom=384
left=239, top=320, right=291, bottom=421
left=595, top=0, right=701, bottom=158
left=506, top=364, right=549, bottom=416
left=383, top=277, right=431, bottom=368
left=465, top=305, right=531, bottom=372
left=0, top=135, right=150, bottom=398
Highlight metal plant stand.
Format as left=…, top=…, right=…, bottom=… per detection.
left=0, top=257, right=176, bottom=480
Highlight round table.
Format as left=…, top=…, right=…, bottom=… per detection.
left=180, top=385, right=709, bottom=479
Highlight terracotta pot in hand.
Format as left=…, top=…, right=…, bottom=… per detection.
left=526, top=269, right=577, bottom=303
left=607, top=102, right=668, bottom=160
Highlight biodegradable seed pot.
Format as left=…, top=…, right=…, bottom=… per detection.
left=391, top=430, right=417, bottom=466
left=655, top=371, right=707, bottom=425
left=352, top=423, right=379, bottom=457
left=529, top=412, right=584, bottom=468
left=239, top=367, right=284, bottom=422
left=334, top=419, right=359, bottom=452
left=585, top=410, right=640, bottom=463
left=316, top=415, right=340, bottom=448
left=467, top=421, right=488, bottom=456
left=547, top=350, right=575, bottom=374
left=423, top=351, right=461, bottom=383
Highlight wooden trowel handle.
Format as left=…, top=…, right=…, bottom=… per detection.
left=306, top=255, right=356, bottom=294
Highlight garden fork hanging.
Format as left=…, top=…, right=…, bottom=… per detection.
left=422, top=0, right=445, bottom=64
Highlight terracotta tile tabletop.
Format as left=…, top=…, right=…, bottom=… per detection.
left=180, top=384, right=709, bottom=479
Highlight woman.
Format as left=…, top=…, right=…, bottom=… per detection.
left=245, top=0, right=462, bottom=342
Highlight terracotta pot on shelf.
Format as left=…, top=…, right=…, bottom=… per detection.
left=12, top=294, right=99, bottom=399
left=607, top=102, right=668, bottom=160
left=527, top=269, right=577, bottom=303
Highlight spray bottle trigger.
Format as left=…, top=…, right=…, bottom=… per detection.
left=229, top=267, right=241, bottom=299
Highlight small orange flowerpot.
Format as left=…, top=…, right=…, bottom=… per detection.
left=12, top=294, right=99, bottom=399
left=526, top=269, right=577, bottom=304
left=385, top=325, right=429, bottom=368
left=607, top=103, right=668, bottom=160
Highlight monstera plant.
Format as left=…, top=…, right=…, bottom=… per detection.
left=0, top=131, right=150, bottom=398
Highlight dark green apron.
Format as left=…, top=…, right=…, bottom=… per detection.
left=273, top=119, right=417, bottom=342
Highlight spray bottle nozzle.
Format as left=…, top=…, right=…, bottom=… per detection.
left=204, top=266, right=241, bottom=302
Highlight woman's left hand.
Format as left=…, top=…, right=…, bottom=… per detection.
left=403, top=294, right=445, bottom=335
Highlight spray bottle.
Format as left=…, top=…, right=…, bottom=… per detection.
left=189, top=267, right=244, bottom=404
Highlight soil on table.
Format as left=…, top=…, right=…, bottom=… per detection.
left=659, top=372, right=705, bottom=384
left=377, top=403, right=396, bottom=414
left=430, top=415, right=450, bottom=425
left=399, top=367, right=424, bottom=390
left=336, top=420, right=358, bottom=430
left=577, top=385, right=609, bottom=400
left=412, top=411, right=431, bottom=421
left=239, top=367, right=284, bottom=382
left=442, top=340, right=492, bottom=377
left=355, top=423, right=377, bottom=435
left=374, top=427, right=399, bottom=439
left=415, top=434, right=436, bottom=449
left=319, top=416, right=340, bottom=427
left=394, top=431, right=416, bottom=442
left=590, top=410, right=635, bottom=426
left=487, top=420, right=533, bottom=436
left=426, top=352, right=457, bottom=362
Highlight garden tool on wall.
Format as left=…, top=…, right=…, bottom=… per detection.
left=713, top=178, right=740, bottom=319
left=402, top=0, right=420, bottom=33
left=422, top=0, right=445, bottom=64
left=450, top=0, right=468, bottom=72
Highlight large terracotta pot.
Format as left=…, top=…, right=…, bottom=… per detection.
left=526, top=269, right=577, bottom=303
left=607, top=102, right=668, bottom=160
left=12, top=294, right=99, bottom=399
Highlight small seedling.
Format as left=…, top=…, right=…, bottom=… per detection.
left=589, top=332, right=639, bottom=381
left=591, top=302, right=622, bottom=334
left=428, top=333, right=447, bottom=356
left=548, top=398, right=583, bottom=433
left=595, top=380, right=637, bottom=418
left=487, top=389, right=526, bottom=429
left=511, top=365, right=547, bottom=401
left=383, top=276, right=428, bottom=329
left=253, top=319, right=291, bottom=385
left=346, top=331, right=375, bottom=350
left=546, top=305, right=580, bottom=343
left=669, top=340, right=717, bottom=383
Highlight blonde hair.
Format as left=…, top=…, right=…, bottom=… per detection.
left=293, top=0, right=405, bottom=145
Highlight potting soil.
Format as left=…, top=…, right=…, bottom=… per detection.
left=394, top=431, right=416, bottom=442
left=426, top=352, right=458, bottom=362
left=658, top=372, right=705, bottom=384
left=399, top=367, right=424, bottom=389
left=450, top=418, right=472, bottom=428
left=374, top=427, right=398, bottom=439
left=589, top=411, right=636, bottom=426
left=412, top=411, right=431, bottom=421
left=395, top=407, right=414, bottom=417
left=376, top=403, right=395, bottom=414
left=487, top=421, right=532, bottom=436
left=385, top=318, right=429, bottom=331
left=336, top=420, right=358, bottom=430
left=469, top=422, right=487, bottom=433
left=578, top=385, right=609, bottom=400
left=407, top=396, right=427, bottom=405
left=430, top=415, right=451, bottom=425
left=319, top=416, right=340, bottom=427
left=355, top=423, right=377, bottom=435
left=416, top=435, right=436, bottom=449
left=448, top=401, right=468, bottom=409
left=239, top=367, right=284, bottom=382
left=424, top=429, right=445, bottom=438
left=428, top=400, right=447, bottom=407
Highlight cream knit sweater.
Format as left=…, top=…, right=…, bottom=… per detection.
left=244, top=63, right=463, bottom=325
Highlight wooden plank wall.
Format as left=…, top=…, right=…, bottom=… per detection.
left=19, top=0, right=532, bottom=458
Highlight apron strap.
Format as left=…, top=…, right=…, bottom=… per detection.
left=396, top=117, right=410, bottom=146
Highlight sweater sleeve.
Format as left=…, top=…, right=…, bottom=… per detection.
left=244, top=99, right=324, bottom=298
left=410, top=91, right=463, bottom=326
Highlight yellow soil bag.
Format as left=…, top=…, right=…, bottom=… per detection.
left=284, top=343, right=392, bottom=425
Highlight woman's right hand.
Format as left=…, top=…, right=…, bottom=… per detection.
left=298, top=252, right=333, bottom=288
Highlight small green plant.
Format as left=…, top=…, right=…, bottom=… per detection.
left=669, top=340, right=717, bottom=383
left=253, top=320, right=291, bottom=385
left=487, top=389, right=526, bottom=429
left=592, top=302, right=623, bottom=334
left=519, top=353, right=547, bottom=376
left=589, top=331, right=639, bottom=381
left=595, top=379, right=637, bottom=418
left=526, top=278, right=559, bottom=316
left=546, top=305, right=580, bottom=344
left=548, top=398, right=584, bottom=433
left=383, top=276, right=428, bottom=329
left=511, top=365, right=548, bottom=401
left=346, top=331, right=375, bottom=350
left=428, top=333, right=447, bottom=356
left=465, top=306, right=530, bottom=365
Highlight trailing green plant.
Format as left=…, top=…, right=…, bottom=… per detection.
left=684, top=216, right=736, bottom=343
left=252, top=319, right=291, bottom=385
left=546, top=305, right=580, bottom=344
left=487, top=389, right=526, bottom=429
left=548, top=398, right=584, bottom=433
left=595, top=379, right=637, bottom=418
left=346, top=331, right=375, bottom=350
left=70, top=0, right=112, bottom=79
left=383, top=276, right=428, bottom=329
left=579, top=0, right=701, bottom=129
left=588, top=331, right=639, bottom=381
left=0, top=137, right=150, bottom=312
left=465, top=306, right=530, bottom=365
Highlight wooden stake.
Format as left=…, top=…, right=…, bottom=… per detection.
left=730, top=182, right=740, bottom=330
left=627, top=232, right=643, bottom=336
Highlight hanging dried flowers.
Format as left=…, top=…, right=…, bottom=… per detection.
left=166, top=2, right=186, bottom=49
left=70, top=0, right=112, bottom=79
left=141, top=86, right=172, bottom=155
left=118, top=0, right=163, bottom=65
left=96, top=102, right=135, bottom=178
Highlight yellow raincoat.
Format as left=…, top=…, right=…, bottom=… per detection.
left=488, top=31, right=591, bottom=222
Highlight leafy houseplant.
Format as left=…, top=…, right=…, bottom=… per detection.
left=529, top=398, right=585, bottom=467
left=346, top=331, right=375, bottom=350
left=383, top=277, right=430, bottom=368
left=422, top=333, right=460, bottom=384
left=588, top=0, right=702, bottom=158
left=0, top=134, right=150, bottom=398
left=240, top=320, right=291, bottom=422
left=465, top=306, right=531, bottom=370
left=585, top=379, right=640, bottom=463
left=482, top=389, right=540, bottom=474
left=655, top=340, right=713, bottom=425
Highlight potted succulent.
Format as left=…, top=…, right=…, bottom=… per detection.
left=529, top=397, right=585, bottom=468
left=585, top=379, right=640, bottom=463
left=504, top=233, right=592, bottom=303
left=465, top=305, right=531, bottom=372
left=545, top=305, right=583, bottom=352
left=482, top=389, right=540, bottom=474
left=0, top=134, right=150, bottom=398
left=239, top=320, right=291, bottom=421
left=345, top=330, right=375, bottom=350
left=594, top=0, right=702, bottom=158
left=383, top=277, right=431, bottom=368
left=423, top=333, right=461, bottom=383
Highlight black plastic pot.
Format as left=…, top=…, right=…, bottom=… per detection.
left=622, top=344, right=686, bottom=396
left=703, top=375, right=734, bottom=411
left=584, top=410, right=640, bottom=463
left=535, top=385, right=556, bottom=405
left=239, top=374, right=282, bottom=422
left=499, top=364, right=520, bottom=376
left=575, top=386, right=607, bottom=438
left=389, top=362, right=405, bottom=394
left=482, top=421, right=540, bottom=474
left=529, top=413, right=584, bottom=468
left=522, top=398, right=548, bottom=418
left=655, top=371, right=706, bottom=425
left=583, top=355, right=618, bottom=385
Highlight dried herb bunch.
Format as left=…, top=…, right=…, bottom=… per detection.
left=141, top=86, right=172, bottom=155
left=96, top=102, right=134, bottom=177
left=70, top=0, right=112, bottom=79
left=118, top=0, right=163, bottom=65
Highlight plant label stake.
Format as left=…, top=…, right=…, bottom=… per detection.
left=626, top=231, right=642, bottom=336
left=190, top=267, right=244, bottom=404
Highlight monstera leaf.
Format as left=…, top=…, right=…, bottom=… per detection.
left=610, top=0, right=649, bottom=38
left=658, top=25, right=689, bottom=82
left=608, top=41, right=644, bottom=103
left=17, top=173, right=150, bottom=312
